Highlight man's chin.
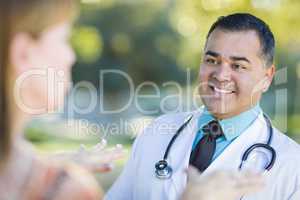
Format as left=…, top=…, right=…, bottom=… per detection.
left=203, top=102, right=234, bottom=118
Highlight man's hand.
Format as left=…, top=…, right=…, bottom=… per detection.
left=181, top=166, right=265, bottom=200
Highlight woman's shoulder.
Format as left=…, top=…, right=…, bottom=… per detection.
left=24, top=156, right=103, bottom=200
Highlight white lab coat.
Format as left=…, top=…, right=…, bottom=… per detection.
left=105, top=108, right=300, bottom=200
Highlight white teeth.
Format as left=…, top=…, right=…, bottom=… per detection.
left=214, top=87, right=232, bottom=94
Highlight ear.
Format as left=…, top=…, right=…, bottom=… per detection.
left=262, top=64, right=275, bottom=92
left=9, top=33, right=36, bottom=75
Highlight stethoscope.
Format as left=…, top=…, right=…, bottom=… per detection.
left=155, top=113, right=276, bottom=180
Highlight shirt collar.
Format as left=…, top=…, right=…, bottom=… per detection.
left=198, top=104, right=262, bottom=141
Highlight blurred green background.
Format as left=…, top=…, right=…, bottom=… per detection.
left=25, top=0, right=300, bottom=191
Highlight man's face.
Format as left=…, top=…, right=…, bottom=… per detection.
left=198, top=29, right=275, bottom=119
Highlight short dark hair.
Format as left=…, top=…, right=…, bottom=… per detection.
left=207, top=13, right=275, bottom=67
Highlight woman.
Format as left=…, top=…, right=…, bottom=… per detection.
left=0, top=1, right=104, bottom=199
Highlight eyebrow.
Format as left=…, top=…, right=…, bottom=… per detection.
left=230, top=56, right=251, bottom=64
left=205, top=50, right=251, bottom=64
left=205, top=50, right=220, bottom=57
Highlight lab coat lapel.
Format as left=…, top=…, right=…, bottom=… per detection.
left=202, top=113, right=268, bottom=175
left=164, top=109, right=204, bottom=198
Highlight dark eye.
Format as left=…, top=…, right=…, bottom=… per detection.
left=232, top=63, right=246, bottom=70
left=205, top=58, right=218, bottom=65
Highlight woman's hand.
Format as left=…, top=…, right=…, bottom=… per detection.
left=181, top=166, right=265, bottom=200
left=50, top=139, right=125, bottom=173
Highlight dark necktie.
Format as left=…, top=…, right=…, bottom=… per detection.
left=189, top=120, right=224, bottom=172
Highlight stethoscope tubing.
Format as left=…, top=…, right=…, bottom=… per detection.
left=163, top=115, right=193, bottom=160
left=155, top=113, right=276, bottom=180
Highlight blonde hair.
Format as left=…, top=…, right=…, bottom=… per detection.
left=0, top=0, right=78, bottom=167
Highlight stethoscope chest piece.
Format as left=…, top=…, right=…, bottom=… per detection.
left=155, top=160, right=173, bottom=179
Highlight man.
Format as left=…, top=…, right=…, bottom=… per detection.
left=105, top=13, right=300, bottom=200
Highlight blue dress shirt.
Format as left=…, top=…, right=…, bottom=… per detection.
left=192, top=104, right=262, bottom=161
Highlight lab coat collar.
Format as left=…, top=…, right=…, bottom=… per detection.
left=198, top=105, right=262, bottom=141
left=202, top=112, right=269, bottom=175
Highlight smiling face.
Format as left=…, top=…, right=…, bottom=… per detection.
left=198, top=29, right=275, bottom=119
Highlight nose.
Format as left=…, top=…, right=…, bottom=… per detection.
left=212, top=63, right=232, bottom=82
